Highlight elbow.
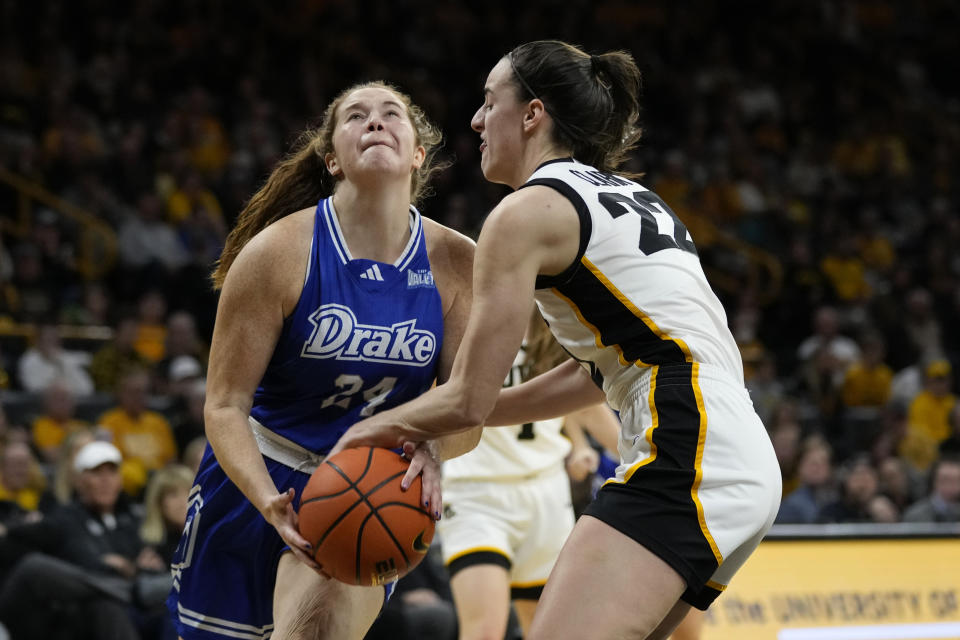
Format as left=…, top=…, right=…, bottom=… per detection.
left=459, top=404, right=489, bottom=430
left=447, top=380, right=495, bottom=429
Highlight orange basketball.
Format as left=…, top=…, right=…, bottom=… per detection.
left=298, top=446, right=435, bottom=586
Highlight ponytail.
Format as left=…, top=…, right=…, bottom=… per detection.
left=507, top=40, right=643, bottom=174
left=211, top=130, right=328, bottom=289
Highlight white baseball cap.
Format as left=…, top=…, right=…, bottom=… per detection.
left=170, top=355, right=203, bottom=382
left=74, top=441, right=123, bottom=472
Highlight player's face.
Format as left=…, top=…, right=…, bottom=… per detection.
left=327, top=87, right=425, bottom=183
left=471, top=58, right=527, bottom=187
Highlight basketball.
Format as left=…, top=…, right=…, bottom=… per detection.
left=298, top=446, right=435, bottom=586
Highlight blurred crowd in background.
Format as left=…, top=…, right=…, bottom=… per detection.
left=0, top=0, right=958, bottom=637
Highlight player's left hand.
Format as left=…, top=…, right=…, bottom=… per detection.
left=565, top=446, right=600, bottom=482
left=400, top=441, right=442, bottom=520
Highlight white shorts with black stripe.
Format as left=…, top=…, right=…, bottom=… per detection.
left=437, top=465, right=575, bottom=600
left=586, top=362, right=781, bottom=610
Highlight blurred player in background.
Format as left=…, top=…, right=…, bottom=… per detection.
left=438, top=309, right=621, bottom=639
left=167, top=81, right=478, bottom=640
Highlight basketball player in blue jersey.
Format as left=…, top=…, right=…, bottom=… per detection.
left=166, top=82, right=478, bottom=640
left=333, top=41, right=782, bottom=639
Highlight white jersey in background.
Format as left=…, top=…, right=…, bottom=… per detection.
left=526, top=158, right=744, bottom=412
left=442, top=347, right=569, bottom=481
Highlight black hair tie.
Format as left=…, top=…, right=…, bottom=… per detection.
left=591, top=55, right=611, bottom=90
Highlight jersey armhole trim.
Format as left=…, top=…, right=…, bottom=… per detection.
left=520, top=177, right=591, bottom=290
left=283, top=202, right=322, bottom=325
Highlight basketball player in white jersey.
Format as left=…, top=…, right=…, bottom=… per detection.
left=438, top=310, right=620, bottom=639
left=333, top=40, right=782, bottom=640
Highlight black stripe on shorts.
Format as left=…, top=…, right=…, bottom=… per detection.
left=583, top=363, right=720, bottom=608
left=446, top=550, right=511, bottom=580
left=511, top=584, right=545, bottom=601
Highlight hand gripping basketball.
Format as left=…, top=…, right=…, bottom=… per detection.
left=298, top=446, right=435, bottom=586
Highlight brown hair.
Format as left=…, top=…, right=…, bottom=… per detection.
left=211, top=81, right=446, bottom=289
left=506, top=40, right=642, bottom=173
left=523, top=309, right=570, bottom=380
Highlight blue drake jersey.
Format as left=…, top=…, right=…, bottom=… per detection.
left=250, top=198, right=444, bottom=454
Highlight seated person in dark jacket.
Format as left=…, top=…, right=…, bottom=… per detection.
left=0, top=440, right=167, bottom=640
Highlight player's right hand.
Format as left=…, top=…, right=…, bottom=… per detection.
left=263, top=488, right=324, bottom=573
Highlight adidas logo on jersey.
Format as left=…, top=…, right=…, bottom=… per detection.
left=407, top=269, right=434, bottom=288
left=359, top=264, right=385, bottom=281
left=302, top=304, right=437, bottom=367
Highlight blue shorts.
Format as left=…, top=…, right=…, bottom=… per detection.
left=166, top=447, right=393, bottom=639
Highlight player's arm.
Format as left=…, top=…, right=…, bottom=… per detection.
left=203, top=213, right=318, bottom=568
left=425, top=222, right=481, bottom=461
left=331, top=186, right=581, bottom=451
left=564, top=402, right=621, bottom=457
left=562, top=414, right=598, bottom=483
left=486, top=358, right=606, bottom=426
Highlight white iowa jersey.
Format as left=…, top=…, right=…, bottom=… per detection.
left=527, top=159, right=743, bottom=410
left=443, top=347, right=569, bottom=481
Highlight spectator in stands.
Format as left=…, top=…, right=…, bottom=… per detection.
left=89, top=315, right=151, bottom=394
left=0, top=441, right=157, bottom=639
left=139, top=464, right=193, bottom=565
left=773, top=237, right=828, bottom=366
left=97, top=367, right=177, bottom=497
left=731, top=301, right=766, bottom=382
left=889, top=358, right=925, bottom=413
left=841, top=331, right=893, bottom=411
left=166, top=170, right=224, bottom=228
left=819, top=234, right=871, bottom=305
left=776, top=435, right=836, bottom=524
left=30, top=379, right=90, bottom=463
left=938, top=403, right=960, bottom=455
left=60, top=281, right=112, bottom=327
left=117, top=191, right=190, bottom=280
left=181, top=436, right=207, bottom=474
left=902, top=455, right=960, bottom=523
left=796, top=306, right=860, bottom=368
left=818, top=455, right=885, bottom=523
left=169, top=375, right=205, bottom=455
left=769, top=417, right=802, bottom=498
left=47, top=427, right=97, bottom=506
left=864, top=493, right=900, bottom=523
left=10, top=241, right=59, bottom=323
left=899, top=359, right=956, bottom=473
left=133, top=289, right=169, bottom=364
left=854, top=207, right=896, bottom=282
left=0, top=346, right=11, bottom=392
left=876, top=455, right=921, bottom=516
left=16, top=323, right=94, bottom=396
left=31, top=208, right=79, bottom=299
left=793, top=345, right=847, bottom=441
left=746, top=351, right=785, bottom=428
left=0, top=441, right=48, bottom=520
left=902, top=288, right=944, bottom=367
left=0, top=405, right=28, bottom=450
left=153, top=310, right=207, bottom=394
left=839, top=330, right=893, bottom=452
